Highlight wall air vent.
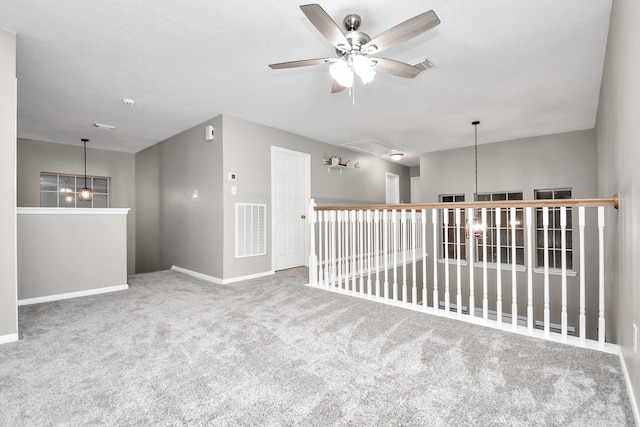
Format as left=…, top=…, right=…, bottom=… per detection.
left=410, top=57, right=436, bottom=72
left=236, top=203, right=266, bottom=258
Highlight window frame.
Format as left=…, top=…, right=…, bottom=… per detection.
left=40, top=172, right=111, bottom=208
left=439, top=194, right=466, bottom=261
left=475, top=191, right=525, bottom=266
left=534, top=188, right=573, bottom=270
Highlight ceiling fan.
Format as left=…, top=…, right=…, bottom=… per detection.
left=269, top=4, right=440, bottom=93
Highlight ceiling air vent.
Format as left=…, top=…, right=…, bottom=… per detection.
left=342, top=139, right=400, bottom=156
left=411, top=57, right=436, bottom=72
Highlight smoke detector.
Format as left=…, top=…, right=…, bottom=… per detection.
left=122, top=98, right=136, bottom=107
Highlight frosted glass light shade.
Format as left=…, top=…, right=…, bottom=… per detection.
left=329, top=59, right=353, bottom=88
left=353, top=55, right=376, bottom=84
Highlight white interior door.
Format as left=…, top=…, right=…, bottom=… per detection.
left=386, top=172, right=400, bottom=204
left=411, top=176, right=421, bottom=203
left=271, top=147, right=310, bottom=271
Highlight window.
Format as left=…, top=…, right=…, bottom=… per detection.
left=40, top=173, right=110, bottom=208
left=535, top=188, right=572, bottom=269
left=476, top=192, right=525, bottom=265
left=440, top=194, right=466, bottom=260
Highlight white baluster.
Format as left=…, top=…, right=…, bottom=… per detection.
left=560, top=206, right=568, bottom=340
left=358, top=210, right=365, bottom=295
left=392, top=209, right=399, bottom=303
left=308, top=200, right=317, bottom=286
left=336, top=210, right=343, bottom=290
left=455, top=208, right=462, bottom=318
left=496, top=207, right=502, bottom=326
left=412, top=209, right=417, bottom=308
left=374, top=210, right=380, bottom=300
left=330, top=210, right=337, bottom=288
left=598, top=206, right=605, bottom=347
left=443, top=208, right=450, bottom=314
left=343, top=210, right=350, bottom=292
left=367, top=210, right=373, bottom=298
left=324, top=210, right=330, bottom=287
left=543, top=206, right=550, bottom=337
left=351, top=210, right=357, bottom=294
left=468, top=208, right=475, bottom=320
left=579, top=206, right=586, bottom=343
left=432, top=208, right=439, bottom=313
left=383, top=209, right=389, bottom=300
left=482, top=208, right=488, bottom=323
left=317, top=209, right=323, bottom=287
left=402, top=209, right=408, bottom=305
left=511, top=207, right=517, bottom=330
left=422, top=209, right=428, bottom=311
left=526, top=207, right=533, bottom=333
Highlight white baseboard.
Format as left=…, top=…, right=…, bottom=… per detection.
left=18, top=284, right=129, bottom=306
left=171, top=265, right=274, bottom=285
left=0, top=333, right=19, bottom=345
left=619, top=350, right=640, bottom=425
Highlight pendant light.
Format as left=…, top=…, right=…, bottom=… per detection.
left=78, top=138, right=93, bottom=202
left=469, top=121, right=485, bottom=237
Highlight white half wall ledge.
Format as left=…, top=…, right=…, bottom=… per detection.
left=17, top=207, right=130, bottom=215
left=17, top=284, right=129, bottom=306
left=171, top=265, right=274, bottom=285
left=0, top=333, right=19, bottom=345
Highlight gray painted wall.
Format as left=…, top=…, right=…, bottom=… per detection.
left=135, top=115, right=224, bottom=277
left=17, top=138, right=136, bottom=274
left=595, top=0, right=640, bottom=412
left=0, top=29, right=17, bottom=339
left=135, top=113, right=410, bottom=280
left=17, top=211, right=128, bottom=299
left=221, top=115, right=410, bottom=279
left=419, top=130, right=601, bottom=338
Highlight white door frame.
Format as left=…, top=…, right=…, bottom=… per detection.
left=270, top=146, right=311, bottom=271
left=386, top=172, right=400, bottom=204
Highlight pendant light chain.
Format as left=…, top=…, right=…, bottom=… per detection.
left=83, top=139, right=88, bottom=188
left=472, top=121, right=480, bottom=202
left=79, top=138, right=93, bottom=202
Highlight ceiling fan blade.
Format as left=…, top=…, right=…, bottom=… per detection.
left=331, top=80, right=347, bottom=93
left=371, top=57, right=422, bottom=78
left=363, top=10, right=440, bottom=54
left=269, top=58, right=334, bottom=69
left=300, top=4, right=349, bottom=51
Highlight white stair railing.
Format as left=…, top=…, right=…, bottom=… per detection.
left=308, top=196, right=619, bottom=351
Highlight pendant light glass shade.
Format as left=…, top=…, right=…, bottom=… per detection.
left=78, top=138, right=93, bottom=202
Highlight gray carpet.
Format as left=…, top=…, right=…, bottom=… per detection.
left=0, top=268, right=634, bottom=426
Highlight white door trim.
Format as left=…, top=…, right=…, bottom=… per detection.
left=386, top=172, right=400, bottom=204
left=270, top=146, right=311, bottom=271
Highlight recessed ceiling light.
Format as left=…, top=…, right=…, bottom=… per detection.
left=93, top=122, right=116, bottom=131
left=122, top=98, right=135, bottom=107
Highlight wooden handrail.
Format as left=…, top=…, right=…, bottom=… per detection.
left=314, top=194, right=619, bottom=211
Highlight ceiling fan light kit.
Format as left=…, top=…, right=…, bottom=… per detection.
left=269, top=4, right=440, bottom=96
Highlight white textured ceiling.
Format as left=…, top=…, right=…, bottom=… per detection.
left=0, top=0, right=612, bottom=166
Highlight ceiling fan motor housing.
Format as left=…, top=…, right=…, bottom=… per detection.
left=343, top=14, right=361, bottom=31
